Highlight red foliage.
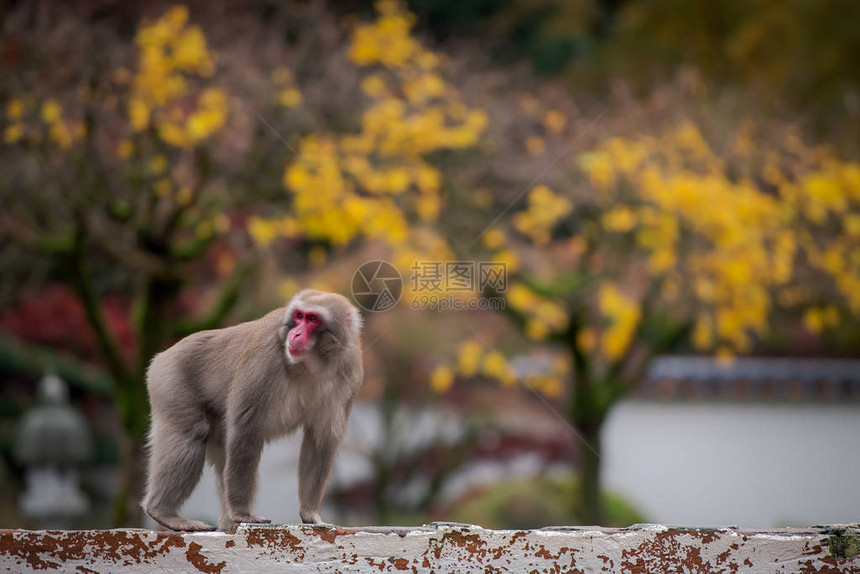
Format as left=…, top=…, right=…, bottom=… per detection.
left=0, top=285, right=136, bottom=365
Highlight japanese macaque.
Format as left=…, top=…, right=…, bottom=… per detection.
left=142, top=289, right=363, bottom=531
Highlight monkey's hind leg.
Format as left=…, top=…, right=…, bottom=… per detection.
left=143, top=419, right=214, bottom=531
left=206, top=439, right=235, bottom=531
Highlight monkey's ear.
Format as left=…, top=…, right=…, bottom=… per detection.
left=345, top=306, right=363, bottom=335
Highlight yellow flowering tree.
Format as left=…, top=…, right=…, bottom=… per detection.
left=246, top=0, right=486, bottom=285
left=438, top=112, right=860, bottom=524
left=1, top=6, right=247, bottom=525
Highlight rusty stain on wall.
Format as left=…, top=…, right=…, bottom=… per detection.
left=185, top=541, right=226, bottom=574
left=0, top=529, right=185, bottom=570
left=0, top=523, right=858, bottom=573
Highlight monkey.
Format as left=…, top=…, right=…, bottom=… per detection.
left=141, top=289, right=363, bottom=531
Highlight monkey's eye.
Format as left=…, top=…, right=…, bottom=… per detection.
left=308, top=314, right=318, bottom=323
left=296, top=311, right=304, bottom=320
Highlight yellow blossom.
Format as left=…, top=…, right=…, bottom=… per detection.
left=803, top=306, right=839, bottom=334
left=49, top=123, right=73, bottom=149
left=531, top=376, right=564, bottom=398
left=577, top=328, right=596, bottom=354
left=525, top=136, right=545, bottom=155
left=602, top=207, right=637, bottom=232
left=598, top=283, right=640, bottom=361
left=386, top=168, right=411, bottom=193
left=248, top=217, right=278, bottom=247
left=254, top=2, right=486, bottom=258
left=491, top=249, right=519, bottom=273
left=844, top=214, right=860, bottom=237
left=525, top=319, right=550, bottom=340
left=157, top=122, right=187, bottom=147
left=131, top=6, right=221, bottom=144
left=692, top=316, right=714, bottom=350
left=543, top=110, right=567, bottom=133
left=149, top=154, right=168, bottom=174
left=430, top=365, right=455, bottom=393
left=482, top=351, right=516, bottom=386
left=129, top=99, right=150, bottom=131
left=457, top=340, right=483, bottom=377
left=415, top=194, right=440, bottom=221
left=415, top=166, right=440, bottom=193
left=278, top=88, right=303, bottom=108
left=361, top=74, right=386, bottom=97
left=506, top=283, right=537, bottom=311
left=348, top=3, right=421, bottom=68
left=118, top=139, right=134, bottom=159
left=40, top=100, right=62, bottom=124
left=513, top=185, right=572, bottom=245
left=4, top=124, right=24, bottom=144
left=172, top=27, right=212, bottom=74
left=6, top=99, right=25, bottom=120
left=536, top=301, right=568, bottom=331
left=482, top=228, right=506, bottom=250
left=578, top=151, right=615, bottom=190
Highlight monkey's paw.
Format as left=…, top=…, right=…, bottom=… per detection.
left=231, top=512, right=271, bottom=524
left=157, top=517, right=216, bottom=532
left=300, top=510, right=323, bottom=524
left=176, top=519, right=217, bottom=532
left=145, top=508, right=216, bottom=532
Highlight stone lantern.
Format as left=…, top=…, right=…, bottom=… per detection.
left=14, top=373, right=94, bottom=529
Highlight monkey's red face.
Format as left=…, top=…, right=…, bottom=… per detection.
left=287, top=309, right=322, bottom=358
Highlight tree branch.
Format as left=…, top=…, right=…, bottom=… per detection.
left=68, top=220, right=132, bottom=390
left=162, top=148, right=212, bottom=239
left=605, top=292, right=693, bottom=403
left=520, top=271, right=595, bottom=300
left=171, top=259, right=252, bottom=338
left=0, top=215, right=75, bottom=254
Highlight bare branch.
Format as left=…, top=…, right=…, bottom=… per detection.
left=171, top=258, right=254, bottom=338
left=68, top=219, right=132, bottom=389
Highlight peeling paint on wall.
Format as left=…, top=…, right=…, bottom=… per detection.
left=1, top=523, right=858, bottom=573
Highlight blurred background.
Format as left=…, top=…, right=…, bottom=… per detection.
left=1, top=0, right=859, bottom=530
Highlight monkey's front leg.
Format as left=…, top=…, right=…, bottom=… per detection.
left=222, top=427, right=271, bottom=527
left=298, top=425, right=341, bottom=524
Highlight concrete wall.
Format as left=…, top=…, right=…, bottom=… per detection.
left=2, top=523, right=857, bottom=573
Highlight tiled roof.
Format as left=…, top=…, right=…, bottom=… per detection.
left=633, top=355, right=860, bottom=403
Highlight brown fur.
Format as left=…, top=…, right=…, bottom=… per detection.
left=142, top=289, right=363, bottom=531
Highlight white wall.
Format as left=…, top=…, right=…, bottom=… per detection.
left=603, top=401, right=860, bottom=528
left=168, top=399, right=860, bottom=530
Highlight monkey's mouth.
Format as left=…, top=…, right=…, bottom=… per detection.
left=288, top=345, right=306, bottom=356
